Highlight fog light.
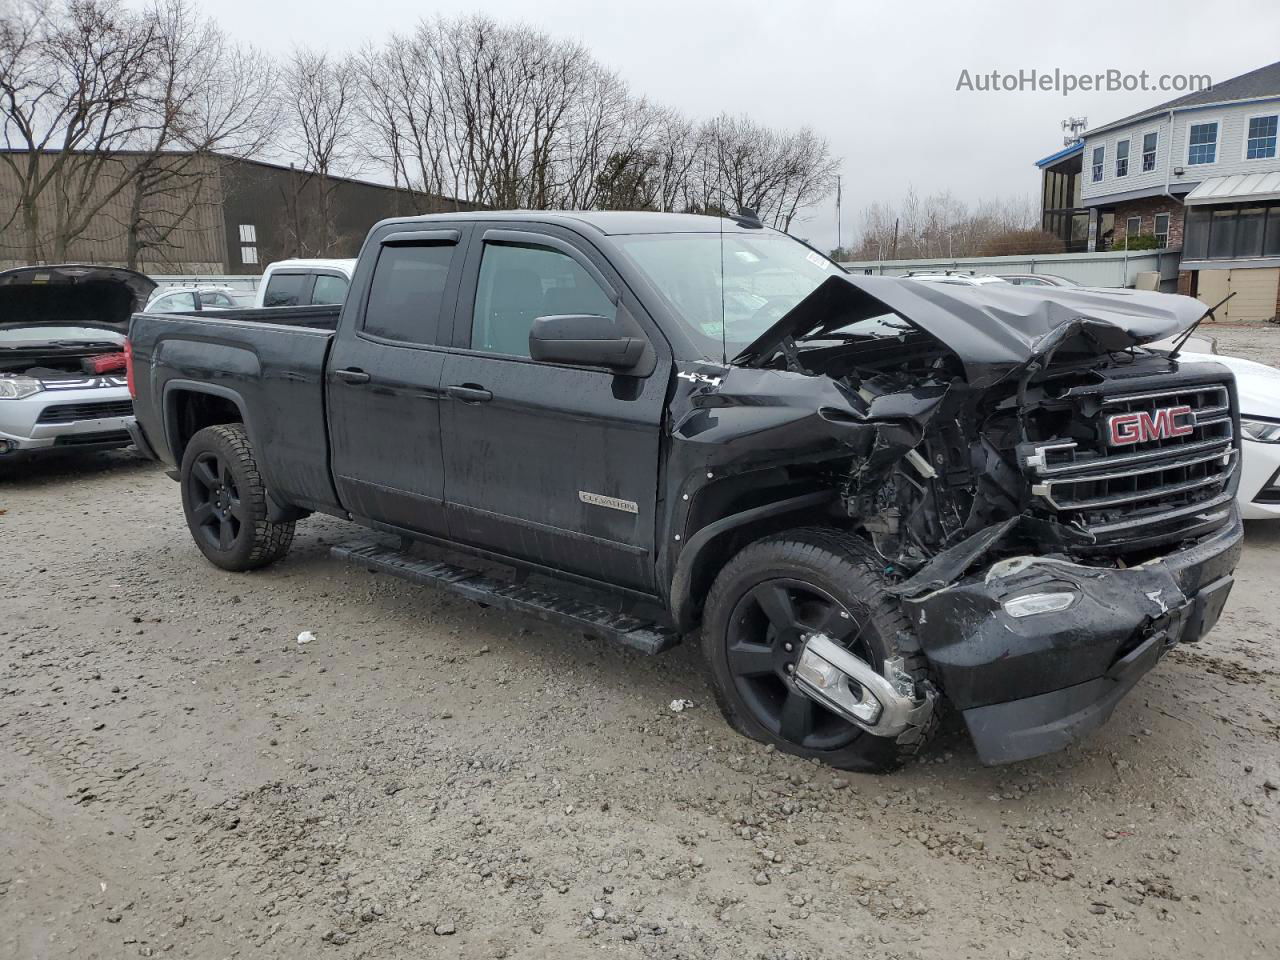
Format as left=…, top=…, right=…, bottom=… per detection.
left=794, top=636, right=883, bottom=725
left=0, top=440, right=12, bottom=454
left=1003, top=591, right=1077, bottom=618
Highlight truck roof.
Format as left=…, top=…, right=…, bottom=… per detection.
left=264, top=258, right=357, bottom=272
left=370, top=210, right=768, bottom=237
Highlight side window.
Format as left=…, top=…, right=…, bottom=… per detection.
left=151, top=291, right=196, bottom=313
left=199, top=291, right=234, bottom=307
left=311, top=273, right=349, bottom=305
left=362, top=243, right=455, bottom=345
left=471, top=242, right=615, bottom=358
left=263, top=273, right=306, bottom=307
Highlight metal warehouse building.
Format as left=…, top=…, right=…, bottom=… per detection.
left=0, top=151, right=467, bottom=274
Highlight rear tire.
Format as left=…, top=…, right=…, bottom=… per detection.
left=701, top=526, right=938, bottom=773
left=180, top=424, right=294, bottom=571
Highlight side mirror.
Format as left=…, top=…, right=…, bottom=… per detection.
left=528, top=314, right=646, bottom=371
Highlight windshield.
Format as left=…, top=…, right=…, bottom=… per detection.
left=0, top=325, right=124, bottom=345
left=613, top=231, right=841, bottom=357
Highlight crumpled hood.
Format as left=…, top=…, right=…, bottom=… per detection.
left=0, top=264, right=157, bottom=332
left=735, top=274, right=1208, bottom=388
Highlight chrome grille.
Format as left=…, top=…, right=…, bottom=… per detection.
left=1024, top=382, right=1236, bottom=545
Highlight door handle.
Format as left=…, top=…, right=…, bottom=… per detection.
left=446, top=383, right=493, bottom=403
left=335, top=368, right=371, bottom=384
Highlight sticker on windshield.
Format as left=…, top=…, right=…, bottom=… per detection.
left=805, top=251, right=830, bottom=271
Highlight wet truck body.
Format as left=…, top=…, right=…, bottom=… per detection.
left=126, top=212, right=1243, bottom=770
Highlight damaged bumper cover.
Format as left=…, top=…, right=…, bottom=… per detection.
left=898, top=509, right=1243, bottom=765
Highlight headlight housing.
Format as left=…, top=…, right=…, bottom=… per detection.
left=1241, top=417, right=1280, bottom=443
left=0, top=376, right=42, bottom=400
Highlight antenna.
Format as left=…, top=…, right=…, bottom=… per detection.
left=716, top=119, right=728, bottom=366
left=1061, top=116, right=1088, bottom=147
left=835, top=174, right=842, bottom=254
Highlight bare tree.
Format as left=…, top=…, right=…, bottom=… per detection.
left=849, top=188, right=1046, bottom=260
left=0, top=0, right=156, bottom=262
left=277, top=47, right=360, bottom=255
left=120, top=0, right=279, bottom=268
left=695, top=114, right=838, bottom=231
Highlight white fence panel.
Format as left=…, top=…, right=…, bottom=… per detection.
left=837, top=250, right=1182, bottom=290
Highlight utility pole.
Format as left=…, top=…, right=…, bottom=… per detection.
left=835, top=175, right=842, bottom=254
left=891, top=218, right=899, bottom=260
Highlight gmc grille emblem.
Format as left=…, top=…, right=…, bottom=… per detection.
left=1107, top=405, right=1195, bottom=446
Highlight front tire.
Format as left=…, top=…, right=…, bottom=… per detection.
left=702, top=527, right=938, bottom=773
left=180, top=424, right=294, bottom=571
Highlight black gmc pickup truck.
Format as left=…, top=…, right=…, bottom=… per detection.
left=126, top=211, right=1243, bottom=771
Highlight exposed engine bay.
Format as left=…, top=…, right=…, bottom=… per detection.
left=664, top=275, right=1242, bottom=763
left=721, top=275, right=1239, bottom=582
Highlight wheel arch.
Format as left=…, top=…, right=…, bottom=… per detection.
left=163, top=381, right=250, bottom=462
left=164, top=383, right=302, bottom=523
left=668, top=491, right=837, bottom=632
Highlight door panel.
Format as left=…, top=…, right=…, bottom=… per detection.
left=442, top=353, right=663, bottom=588
left=440, top=227, right=668, bottom=591
left=327, top=229, right=465, bottom=537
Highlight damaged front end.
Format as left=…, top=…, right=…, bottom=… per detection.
left=670, top=275, right=1244, bottom=764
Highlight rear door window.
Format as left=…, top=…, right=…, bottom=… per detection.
left=362, top=243, right=456, bottom=345
left=263, top=272, right=307, bottom=307
left=151, top=291, right=196, bottom=313
left=311, top=273, right=349, bottom=305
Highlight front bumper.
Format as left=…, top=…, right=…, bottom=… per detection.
left=0, top=383, right=134, bottom=455
left=901, top=510, right=1243, bottom=765
left=1239, top=437, right=1280, bottom=520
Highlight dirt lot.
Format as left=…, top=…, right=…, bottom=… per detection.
left=3, top=325, right=1279, bottom=960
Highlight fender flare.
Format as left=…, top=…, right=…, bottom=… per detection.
left=668, top=491, right=836, bottom=632
left=161, top=380, right=302, bottom=523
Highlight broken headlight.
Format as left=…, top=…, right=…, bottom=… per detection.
left=0, top=376, right=42, bottom=400
left=1240, top=418, right=1280, bottom=444
left=1002, top=591, right=1078, bottom=618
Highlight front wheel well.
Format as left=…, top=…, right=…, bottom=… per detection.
left=167, top=389, right=244, bottom=463
left=670, top=498, right=843, bottom=632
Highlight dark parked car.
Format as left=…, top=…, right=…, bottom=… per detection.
left=125, top=211, right=1243, bottom=771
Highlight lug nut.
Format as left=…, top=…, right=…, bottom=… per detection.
left=785, top=663, right=794, bottom=674
left=783, top=642, right=794, bottom=652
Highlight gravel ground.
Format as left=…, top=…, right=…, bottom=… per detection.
left=3, top=325, right=1279, bottom=960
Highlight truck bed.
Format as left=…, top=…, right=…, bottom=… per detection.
left=147, top=304, right=342, bottom=329
left=127, top=308, right=341, bottom=513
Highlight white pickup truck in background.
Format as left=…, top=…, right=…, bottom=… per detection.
left=253, top=258, right=356, bottom=309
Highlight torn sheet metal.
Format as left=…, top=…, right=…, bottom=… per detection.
left=900, top=554, right=1193, bottom=712
left=734, top=274, right=1206, bottom=387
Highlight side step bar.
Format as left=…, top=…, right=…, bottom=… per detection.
left=331, top=540, right=679, bottom=655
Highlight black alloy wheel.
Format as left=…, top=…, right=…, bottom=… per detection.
left=186, top=450, right=244, bottom=553
left=725, top=578, right=871, bottom=751
left=702, top=527, right=939, bottom=772
left=179, top=423, right=295, bottom=571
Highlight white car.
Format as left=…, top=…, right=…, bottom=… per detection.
left=906, top=273, right=1010, bottom=287
left=1, top=264, right=154, bottom=457
left=145, top=285, right=246, bottom=313
left=1179, top=350, right=1280, bottom=520
left=254, top=258, right=355, bottom=308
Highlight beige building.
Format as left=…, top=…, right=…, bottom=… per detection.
left=1, top=150, right=465, bottom=274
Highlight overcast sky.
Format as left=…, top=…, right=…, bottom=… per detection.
left=172, top=0, right=1280, bottom=249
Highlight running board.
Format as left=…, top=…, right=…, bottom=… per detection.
left=331, top=540, right=679, bottom=655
